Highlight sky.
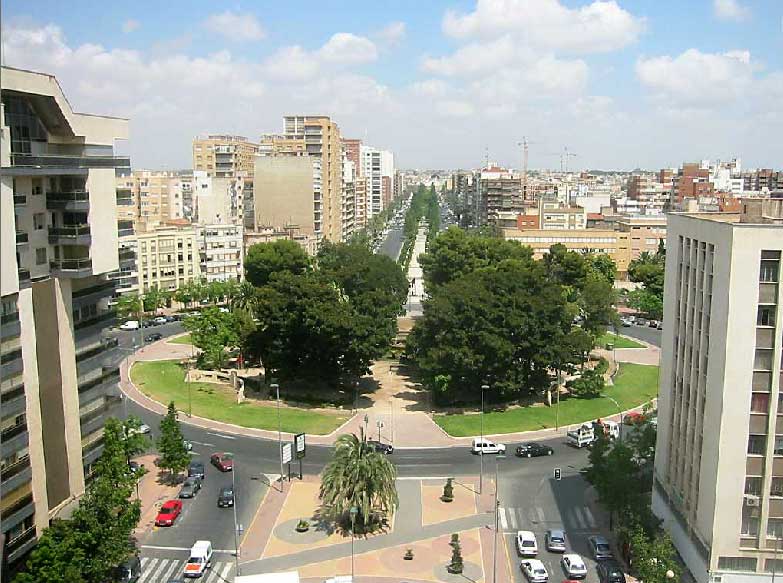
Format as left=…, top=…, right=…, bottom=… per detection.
left=2, top=0, right=782, bottom=171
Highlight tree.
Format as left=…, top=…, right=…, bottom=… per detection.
left=183, top=307, right=239, bottom=369
left=628, top=288, right=663, bottom=320
left=567, top=368, right=605, bottom=399
left=121, top=416, right=148, bottom=465
left=142, top=285, right=170, bottom=313
left=628, top=251, right=665, bottom=299
left=13, top=519, right=87, bottom=583
left=245, top=240, right=311, bottom=287
left=319, top=430, right=398, bottom=533
left=579, top=275, right=618, bottom=336
left=115, top=293, right=142, bottom=322
left=587, top=253, right=618, bottom=285
left=630, top=526, right=680, bottom=583
left=157, top=402, right=190, bottom=481
left=230, top=280, right=258, bottom=312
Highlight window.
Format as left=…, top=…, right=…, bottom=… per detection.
left=776, top=437, right=783, bottom=456
left=769, top=518, right=783, bottom=538
left=741, top=515, right=760, bottom=536
left=760, top=261, right=779, bottom=283
left=746, top=477, right=763, bottom=495
left=752, top=393, right=770, bottom=413
left=35, top=247, right=47, bottom=265
left=758, top=306, right=777, bottom=327
left=748, top=435, right=767, bottom=455
left=772, top=478, right=783, bottom=497
left=33, top=212, right=45, bottom=230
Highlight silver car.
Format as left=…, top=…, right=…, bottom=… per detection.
left=545, top=529, right=566, bottom=552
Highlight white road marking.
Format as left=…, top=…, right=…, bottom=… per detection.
left=583, top=506, right=596, bottom=528
left=161, top=559, right=180, bottom=581
left=499, top=507, right=508, bottom=530
left=508, top=508, right=517, bottom=529
left=137, top=558, right=158, bottom=583
left=190, top=441, right=215, bottom=447
left=208, top=432, right=236, bottom=440
left=140, top=557, right=149, bottom=569
left=141, top=544, right=236, bottom=553
left=219, top=562, right=233, bottom=580
left=536, top=507, right=545, bottom=523
left=572, top=507, right=586, bottom=529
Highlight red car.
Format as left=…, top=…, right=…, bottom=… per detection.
left=211, top=452, right=234, bottom=472
left=155, top=500, right=182, bottom=526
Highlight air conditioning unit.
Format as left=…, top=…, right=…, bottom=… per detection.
left=745, top=495, right=760, bottom=507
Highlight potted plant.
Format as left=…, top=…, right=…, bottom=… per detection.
left=295, top=519, right=310, bottom=533
left=404, top=548, right=414, bottom=560
left=447, top=534, right=463, bottom=574
left=442, top=477, right=454, bottom=503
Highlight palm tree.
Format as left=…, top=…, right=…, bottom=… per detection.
left=319, top=429, right=398, bottom=533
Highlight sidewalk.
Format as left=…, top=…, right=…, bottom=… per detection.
left=132, top=453, right=181, bottom=539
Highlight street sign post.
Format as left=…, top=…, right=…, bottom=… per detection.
left=282, top=443, right=293, bottom=481
left=294, top=433, right=306, bottom=479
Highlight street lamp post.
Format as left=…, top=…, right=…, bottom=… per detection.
left=493, top=453, right=506, bottom=583
left=350, top=506, right=359, bottom=582
left=480, top=384, right=489, bottom=495
left=231, top=457, right=240, bottom=576
left=271, top=383, right=283, bottom=487
left=604, top=394, right=623, bottom=440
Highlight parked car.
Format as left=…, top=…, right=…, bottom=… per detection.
left=635, top=318, right=648, bottom=327
left=145, top=332, right=163, bottom=342
left=588, top=535, right=614, bottom=560
left=183, top=439, right=193, bottom=451
left=217, top=486, right=235, bottom=508
left=127, top=423, right=151, bottom=437
left=516, top=530, right=538, bottom=557
left=188, top=461, right=205, bottom=479
left=165, top=315, right=177, bottom=322
left=521, top=559, right=549, bottom=583
left=153, top=316, right=168, bottom=325
left=127, top=461, right=144, bottom=475
left=545, top=529, right=566, bottom=552
left=596, top=560, right=627, bottom=583
left=119, top=320, right=140, bottom=331
left=656, top=320, right=663, bottom=330
left=561, top=554, right=588, bottom=579
left=648, top=319, right=659, bottom=328
left=620, top=317, right=632, bottom=327
left=178, top=477, right=202, bottom=499
left=472, top=437, right=506, bottom=455
left=155, top=500, right=183, bottom=526
left=113, top=555, right=141, bottom=583
left=516, top=443, right=554, bottom=458
left=367, top=440, right=394, bottom=454
left=210, top=453, right=233, bottom=472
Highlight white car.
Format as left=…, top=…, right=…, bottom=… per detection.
left=471, top=437, right=506, bottom=455
left=521, top=559, right=548, bottom=583
left=561, top=554, right=588, bottom=579
left=128, top=423, right=151, bottom=436
left=516, top=530, right=538, bottom=557
left=153, top=316, right=168, bottom=325
left=119, top=320, right=139, bottom=330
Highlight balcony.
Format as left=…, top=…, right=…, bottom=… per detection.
left=7, top=152, right=131, bottom=170
left=1, top=493, right=34, bottom=526
left=13, top=194, right=26, bottom=206
left=74, top=308, right=116, bottom=333
left=1, top=457, right=32, bottom=497
left=46, top=191, right=90, bottom=212
left=0, top=423, right=28, bottom=459
left=5, top=527, right=36, bottom=563
left=15, top=231, right=28, bottom=246
left=117, top=220, right=134, bottom=238
left=72, top=280, right=115, bottom=308
left=0, top=312, right=20, bottom=340
left=50, top=257, right=93, bottom=278
left=48, top=224, right=91, bottom=246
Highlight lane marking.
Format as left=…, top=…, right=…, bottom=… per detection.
left=208, top=432, right=236, bottom=440
left=219, top=562, right=233, bottom=580
left=508, top=507, right=517, bottom=529
left=499, top=507, right=508, bottom=530
left=190, top=441, right=215, bottom=447
left=140, top=557, right=149, bottom=569
left=161, top=560, right=180, bottom=581
left=141, top=544, right=236, bottom=554
left=138, top=558, right=158, bottom=583
left=584, top=506, right=596, bottom=528
left=536, top=507, right=545, bottom=523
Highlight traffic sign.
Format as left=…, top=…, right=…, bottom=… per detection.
left=282, top=443, right=293, bottom=464
left=554, top=467, right=562, bottom=481
left=295, top=433, right=306, bottom=459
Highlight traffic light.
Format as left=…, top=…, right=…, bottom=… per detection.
left=554, top=467, right=562, bottom=481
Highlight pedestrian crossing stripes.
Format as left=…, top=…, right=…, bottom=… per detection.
left=139, top=557, right=233, bottom=583
left=498, top=505, right=598, bottom=532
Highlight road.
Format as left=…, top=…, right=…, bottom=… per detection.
left=378, top=226, right=404, bottom=260
left=618, top=322, right=662, bottom=347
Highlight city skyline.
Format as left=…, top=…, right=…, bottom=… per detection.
left=2, top=0, right=782, bottom=171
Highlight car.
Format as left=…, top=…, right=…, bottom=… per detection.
left=217, top=486, right=235, bottom=508
left=127, top=423, right=151, bottom=437
left=178, top=477, right=202, bottom=498
left=472, top=437, right=506, bottom=455
left=648, top=319, right=659, bottom=328
left=165, top=315, right=177, bottom=322
left=188, top=461, right=205, bottom=479
left=545, top=529, right=567, bottom=552
left=119, top=320, right=140, bottom=331
left=183, top=439, right=193, bottom=451
left=367, top=440, right=394, bottom=454
left=153, top=316, right=168, bottom=325
left=596, top=560, right=626, bottom=583
left=521, top=559, right=549, bottom=583
left=588, top=535, right=614, bottom=560
left=142, top=319, right=157, bottom=328
left=516, top=443, right=554, bottom=458
left=561, top=554, right=588, bottom=579
left=516, top=530, right=538, bottom=557
left=635, top=318, right=648, bottom=327
left=210, top=452, right=233, bottom=472
left=656, top=321, right=663, bottom=330
left=155, top=500, right=183, bottom=526
left=113, top=555, right=142, bottom=583
left=620, top=318, right=632, bottom=327
left=127, top=461, right=145, bottom=475
left=145, top=332, right=163, bottom=342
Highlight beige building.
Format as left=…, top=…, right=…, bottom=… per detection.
left=192, top=171, right=245, bottom=226
left=192, top=135, right=257, bottom=178
left=503, top=227, right=632, bottom=278
left=254, top=156, right=316, bottom=236
left=134, top=223, right=201, bottom=293
left=198, top=224, right=243, bottom=282
left=616, top=215, right=667, bottom=259
left=115, top=170, right=193, bottom=231
left=243, top=226, right=318, bottom=257
left=539, top=197, right=587, bottom=230
left=653, top=201, right=783, bottom=583
left=1, top=66, right=128, bottom=565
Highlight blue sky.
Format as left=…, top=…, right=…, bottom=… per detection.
left=3, top=0, right=782, bottom=170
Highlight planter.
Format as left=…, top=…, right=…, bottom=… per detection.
left=447, top=564, right=464, bottom=574
left=295, top=520, right=310, bottom=533
left=441, top=496, right=454, bottom=503
left=404, top=549, right=414, bottom=561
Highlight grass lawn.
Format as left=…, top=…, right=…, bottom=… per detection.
left=131, top=360, right=348, bottom=435
left=168, top=333, right=192, bottom=345
left=433, top=363, right=659, bottom=437
left=597, top=332, right=645, bottom=349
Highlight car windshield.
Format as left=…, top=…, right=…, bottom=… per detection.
left=534, top=569, right=546, bottom=575
left=222, top=489, right=233, bottom=496
left=522, top=540, right=534, bottom=546
left=551, top=536, right=564, bottom=543
left=597, top=543, right=610, bottom=551
left=187, top=557, right=204, bottom=565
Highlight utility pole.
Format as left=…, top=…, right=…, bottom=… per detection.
left=517, top=137, right=531, bottom=201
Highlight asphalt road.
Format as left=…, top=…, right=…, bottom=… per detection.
left=617, top=322, right=662, bottom=347
left=378, top=226, right=404, bottom=260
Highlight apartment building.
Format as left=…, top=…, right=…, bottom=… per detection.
left=539, top=197, right=587, bottom=230
left=616, top=215, right=667, bottom=259
left=354, top=176, right=368, bottom=230
left=192, top=135, right=257, bottom=178
left=244, top=226, right=318, bottom=256
left=503, top=227, right=631, bottom=278
left=341, top=155, right=356, bottom=241
left=254, top=156, right=317, bottom=235
left=653, top=200, right=783, bottom=583
left=198, top=224, right=243, bottom=283
left=0, top=66, right=128, bottom=565
left=114, top=170, right=193, bottom=231
left=360, top=145, right=394, bottom=220
left=341, top=138, right=362, bottom=177
left=134, top=223, right=201, bottom=293
left=192, top=171, right=245, bottom=226
left=479, top=167, right=524, bottom=226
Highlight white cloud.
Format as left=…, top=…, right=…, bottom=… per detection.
left=203, top=11, right=265, bottom=42
left=375, top=21, right=406, bottom=47
left=317, top=33, right=378, bottom=65
left=422, top=37, right=516, bottom=76
left=122, top=19, right=140, bottom=34
left=443, top=0, right=644, bottom=54
left=261, top=46, right=320, bottom=81
left=410, top=79, right=453, bottom=98
left=636, top=49, right=755, bottom=105
left=713, top=0, right=751, bottom=22
left=435, top=100, right=475, bottom=117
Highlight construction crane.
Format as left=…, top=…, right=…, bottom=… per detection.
left=562, top=146, right=578, bottom=173
left=517, top=137, right=536, bottom=200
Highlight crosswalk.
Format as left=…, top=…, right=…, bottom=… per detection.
left=498, top=505, right=597, bottom=532
left=139, top=557, right=233, bottom=582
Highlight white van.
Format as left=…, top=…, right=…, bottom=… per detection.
left=183, top=540, right=213, bottom=578
left=471, top=437, right=506, bottom=455
left=119, top=320, right=140, bottom=330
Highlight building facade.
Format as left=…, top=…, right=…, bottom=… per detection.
left=653, top=201, right=783, bottom=583
left=192, top=171, right=245, bottom=226
left=134, top=223, right=201, bottom=293
left=198, top=224, right=243, bottom=282
left=1, top=66, right=128, bottom=565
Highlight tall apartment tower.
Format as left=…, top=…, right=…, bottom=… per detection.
left=653, top=200, right=783, bottom=583
left=1, top=67, right=128, bottom=564
left=283, top=116, right=343, bottom=242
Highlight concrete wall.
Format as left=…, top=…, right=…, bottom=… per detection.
left=88, top=168, right=120, bottom=275
left=254, top=156, right=315, bottom=235
left=0, top=176, right=18, bottom=296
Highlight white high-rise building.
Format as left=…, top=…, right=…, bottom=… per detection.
left=360, top=146, right=394, bottom=219
left=653, top=200, right=783, bottom=583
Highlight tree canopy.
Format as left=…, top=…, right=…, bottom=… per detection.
left=183, top=307, right=239, bottom=369
left=157, top=402, right=190, bottom=480
left=245, top=240, right=311, bottom=287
